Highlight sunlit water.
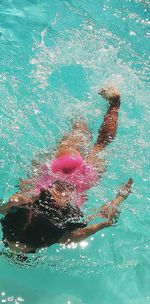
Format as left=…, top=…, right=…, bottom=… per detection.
left=0, top=0, right=150, bottom=303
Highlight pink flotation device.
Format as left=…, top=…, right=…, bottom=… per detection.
left=51, top=155, right=83, bottom=174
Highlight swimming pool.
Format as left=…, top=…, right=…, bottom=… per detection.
left=0, top=0, right=149, bottom=303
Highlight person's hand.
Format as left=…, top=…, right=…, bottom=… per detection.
left=15, top=178, right=32, bottom=191
left=100, top=204, right=119, bottom=220
left=118, top=178, right=133, bottom=198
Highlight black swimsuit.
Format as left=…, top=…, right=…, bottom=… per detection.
left=28, top=190, right=87, bottom=245
left=32, top=198, right=87, bottom=231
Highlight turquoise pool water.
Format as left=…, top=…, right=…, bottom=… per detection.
left=0, top=0, right=150, bottom=303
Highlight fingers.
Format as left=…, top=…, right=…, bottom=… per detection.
left=128, top=178, right=134, bottom=185
left=118, top=178, right=134, bottom=198
left=100, top=205, right=119, bottom=220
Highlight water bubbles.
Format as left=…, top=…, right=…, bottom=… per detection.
left=129, top=30, right=136, bottom=36
left=0, top=292, right=24, bottom=304
left=79, top=241, right=88, bottom=249
left=0, top=2, right=149, bottom=304
left=87, top=25, right=93, bottom=31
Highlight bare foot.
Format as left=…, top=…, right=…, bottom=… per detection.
left=98, top=86, right=120, bottom=104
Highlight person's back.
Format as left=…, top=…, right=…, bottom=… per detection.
left=0, top=85, right=133, bottom=254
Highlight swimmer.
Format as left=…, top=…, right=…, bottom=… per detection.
left=0, top=86, right=133, bottom=254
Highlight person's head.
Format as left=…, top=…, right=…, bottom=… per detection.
left=1, top=199, right=61, bottom=253
left=1, top=181, right=77, bottom=253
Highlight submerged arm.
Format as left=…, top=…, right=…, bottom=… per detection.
left=87, top=178, right=133, bottom=222
left=58, top=220, right=112, bottom=244
left=59, top=179, right=133, bottom=244
left=0, top=192, right=37, bottom=215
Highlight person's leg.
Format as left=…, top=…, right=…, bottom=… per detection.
left=86, top=86, right=120, bottom=172
left=56, top=120, right=92, bottom=158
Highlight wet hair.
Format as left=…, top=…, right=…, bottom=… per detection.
left=1, top=206, right=61, bottom=249
left=1, top=188, right=87, bottom=250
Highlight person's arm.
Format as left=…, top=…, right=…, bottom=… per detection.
left=59, top=178, right=133, bottom=245
left=58, top=220, right=112, bottom=244
left=99, top=178, right=133, bottom=219
left=86, top=178, right=133, bottom=222
left=16, top=178, right=32, bottom=191
left=0, top=192, right=37, bottom=215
